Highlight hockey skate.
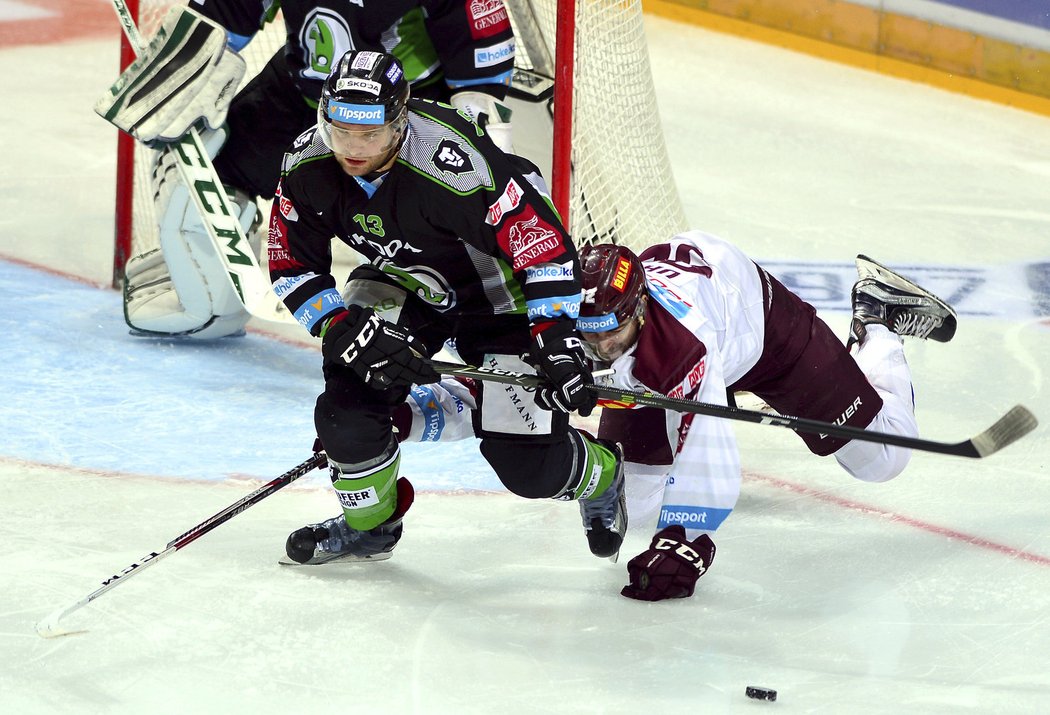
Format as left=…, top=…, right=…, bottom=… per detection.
left=848, top=254, right=958, bottom=348
left=281, top=477, right=412, bottom=565
left=579, top=442, right=628, bottom=561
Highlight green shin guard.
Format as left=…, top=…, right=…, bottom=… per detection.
left=573, top=437, right=619, bottom=501
left=331, top=449, right=401, bottom=531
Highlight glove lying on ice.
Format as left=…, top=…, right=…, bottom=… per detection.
left=528, top=320, right=598, bottom=416
left=620, top=525, right=716, bottom=602
left=321, top=305, right=439, bottom=389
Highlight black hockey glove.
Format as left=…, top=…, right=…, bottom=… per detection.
left=620, top=526, right=716, bottom=602
left=321, top=306, right=439, bottom=389
left=528, top=320, right=598, bottom=417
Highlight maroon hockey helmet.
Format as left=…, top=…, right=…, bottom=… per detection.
left=577, top=243, right=648, bottom=333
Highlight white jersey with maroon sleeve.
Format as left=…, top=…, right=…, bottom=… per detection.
left=596, top=231, right=767, bottom=540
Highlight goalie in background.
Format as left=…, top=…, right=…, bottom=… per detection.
left=270, top=50, right=627, bottom=567
left=97, top=0, right=516, bottom=339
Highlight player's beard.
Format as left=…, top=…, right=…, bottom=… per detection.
left=335, top=137, right=403, bottom=177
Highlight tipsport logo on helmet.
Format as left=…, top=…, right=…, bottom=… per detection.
left=577, top=313, right=620, bottom=333
left=328, top=101, right=386, bottom=124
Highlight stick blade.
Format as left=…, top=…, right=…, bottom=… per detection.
left=969, top=405, right=1039, bottom=458
left=35, top=607, right=86, bottom=639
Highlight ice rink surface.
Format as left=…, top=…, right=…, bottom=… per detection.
left=2, top=3, right=1050, bottom=713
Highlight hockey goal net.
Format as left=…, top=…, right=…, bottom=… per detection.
left=112, top=0, right=685, bottom=289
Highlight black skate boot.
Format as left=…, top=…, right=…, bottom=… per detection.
left=848, top=254, right=958, bottom=348
left=579, top=441, right=628, bottom=561
left=281, top=477, right=413, bottom=565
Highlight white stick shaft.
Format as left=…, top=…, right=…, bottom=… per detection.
left=36, top=547, right=176, bottom=638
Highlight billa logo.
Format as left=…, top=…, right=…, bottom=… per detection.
left=611, top=257, right=632, bottom=292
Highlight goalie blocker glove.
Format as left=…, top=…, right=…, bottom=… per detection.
left=450, top=90, right=514, bottom=153
left=528, top=320, right=598, bottom=416
left=621, top=526, right=716, bottom=602
left=321, top=306, right=439, bottom=389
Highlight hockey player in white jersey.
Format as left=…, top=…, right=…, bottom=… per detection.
left=576, top=232, right=956, bottom=601
left=388, top=230, right=956, bottom=600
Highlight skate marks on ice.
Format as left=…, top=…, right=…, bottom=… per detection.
left=7, top=459, right=1050, bottom=712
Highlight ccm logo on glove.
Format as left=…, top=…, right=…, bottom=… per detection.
left=321, top=306, right=438, bottom=389
left=620, top=525, right=716, bottom=602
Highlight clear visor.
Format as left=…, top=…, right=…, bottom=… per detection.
left=318, top=109, right=406, bottom=159
left=580, top=318, right=639, bottom=363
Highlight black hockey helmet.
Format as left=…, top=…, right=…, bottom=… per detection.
left=317, top=50, right=410, bottom=155
left=576, top=243, right=648, bottom=333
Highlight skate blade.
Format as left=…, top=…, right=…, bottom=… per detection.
left=278, top=551, right=394, bottom=566
left=856, top=255, right=952, bottom=309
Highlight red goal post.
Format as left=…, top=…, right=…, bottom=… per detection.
left=111, top=0, right=686, bottom=288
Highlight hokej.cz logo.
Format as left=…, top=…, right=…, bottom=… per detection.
left=328, top=101, right=385, bottom=124
left=524, top=261, right=574, bottom=283
left=475, top=39, right=515, bottom=68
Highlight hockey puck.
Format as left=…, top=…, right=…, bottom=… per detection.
left=745, top=686, right=777, bottom=702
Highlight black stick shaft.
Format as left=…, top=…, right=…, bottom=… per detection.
left=430, top=360, right=1036, bottom=459
left=36, top=453, right=327, bottom=637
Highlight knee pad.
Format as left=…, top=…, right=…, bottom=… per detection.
left=480, top=428, right=616, bottom=501
left=481, top=437, right=575, bottom=499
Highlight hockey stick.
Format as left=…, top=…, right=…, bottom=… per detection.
left=429, top=360, right=1038, bottom=459
left=35, top=452, right=327, bottom=639
left=107, top=0, right=286, bottom=321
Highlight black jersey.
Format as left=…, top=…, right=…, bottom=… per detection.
left=268, top=100, right=582, bottom=337
left=194, top=0, right=514, bottom=100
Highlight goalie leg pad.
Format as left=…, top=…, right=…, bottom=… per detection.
left=124, top=130, right=260, bottom=339
left=95, top=6, right=246, bottom=146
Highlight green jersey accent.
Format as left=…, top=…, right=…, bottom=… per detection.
left=576, top=440, right=619, bottom=501
left=385, top=9, right=442, bottom=85
left=332, top=451, right=401, bottom=531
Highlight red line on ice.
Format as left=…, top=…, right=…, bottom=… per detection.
left=747, top=472, right=1050, bottom=567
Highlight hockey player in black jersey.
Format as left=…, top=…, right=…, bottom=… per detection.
left=270, top=50, right=627, bottom=565
left=111, top=0, right=516, bottom=339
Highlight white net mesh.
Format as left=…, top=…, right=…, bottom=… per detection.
left=121, top=1, right=684, bottom=269
left=504, top=0, right=687, bottom=252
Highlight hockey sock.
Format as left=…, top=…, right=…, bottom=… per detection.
left=330, top=447, right=402, bottom=531
left=574, top=437, right=619, bottom=501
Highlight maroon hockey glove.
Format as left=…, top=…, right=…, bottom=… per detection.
left=528, top=320, right=598, bottom=417
left=321, top=306, right=439, bottom=389
left=620, top=526, right=716, bottom=602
